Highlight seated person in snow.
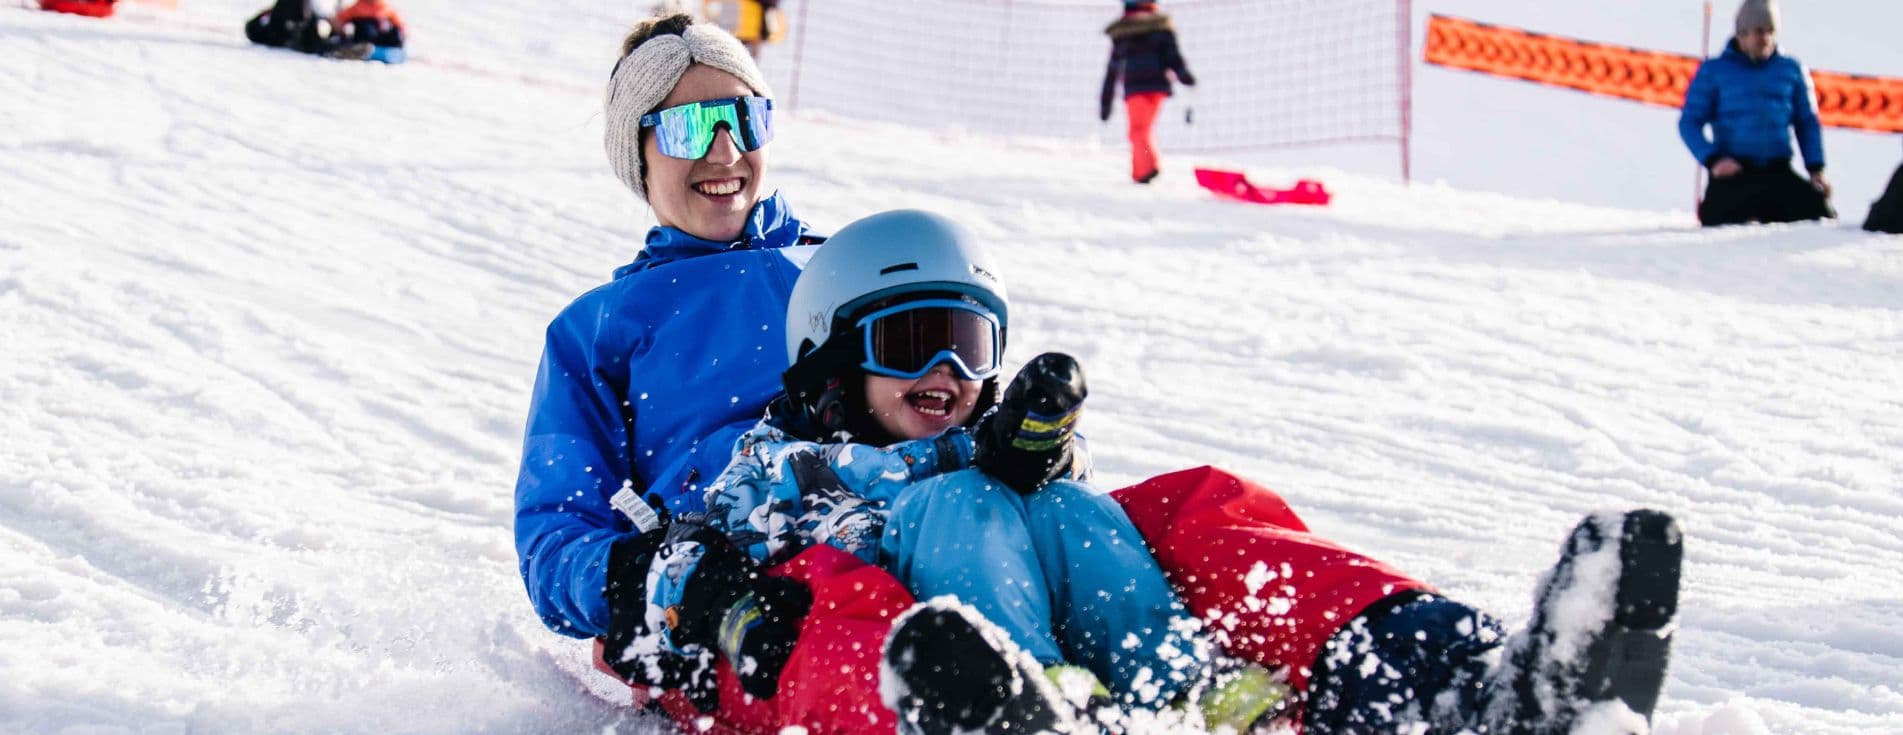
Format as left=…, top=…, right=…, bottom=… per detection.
left=1678, top=0, right=1834, bottom=227
left=333, top=0, right=405, bottom=50
left=244, top=0, right=404, bottom=58
left=244, top=0, right=332, bottom=54
left=599, top=210, right=1689, bottom=735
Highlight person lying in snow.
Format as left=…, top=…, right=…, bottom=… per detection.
left=243, top=0, right=405, bottom=62
left=593, top=209, right=1688, bottom=735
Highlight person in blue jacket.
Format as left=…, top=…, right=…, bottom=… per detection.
left=513, top=12, right=818, bottom=648
left=1678, top=0, right=1834, bottom=227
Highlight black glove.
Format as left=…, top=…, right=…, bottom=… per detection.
left=604, top=527, right=722, bottom=711
left=973, top=352, right=1088, bottom=494
left=1099, top=96, right=1114, bottom=122
left=606, top=523, right=813, bottom=708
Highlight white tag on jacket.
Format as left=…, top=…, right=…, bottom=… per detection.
left=611, top=486, right=662, bottom=533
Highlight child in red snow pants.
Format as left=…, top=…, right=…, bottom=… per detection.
left=1125, top=91, right=1168, bottom=182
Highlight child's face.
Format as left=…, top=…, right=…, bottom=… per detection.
left=864, top=364, right=983, bottom=441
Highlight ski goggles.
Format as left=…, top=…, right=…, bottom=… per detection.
left=856, top=299, right=1003, bottom=382
left=639, top=96, right=774, bottom=160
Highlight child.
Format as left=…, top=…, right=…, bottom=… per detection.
left=1100, top=2, right=1195, bottom=184
left=643, top=209, right=1286, bottom=732
left=333, top=0, right=404, bottom=51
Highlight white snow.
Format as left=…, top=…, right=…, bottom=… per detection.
left=4, top=1, right=1901, bottom=734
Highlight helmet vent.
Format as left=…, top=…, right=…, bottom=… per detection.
left=878, top=263, right=920, bottom=275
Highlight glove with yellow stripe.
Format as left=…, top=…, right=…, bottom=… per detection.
left=973, top=352, right=1088, bottom=494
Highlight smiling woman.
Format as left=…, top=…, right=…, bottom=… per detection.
left=603, top=14, right=772, bottom=241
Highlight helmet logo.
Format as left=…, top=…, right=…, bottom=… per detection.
left=970, top=264, right=996, bottom=283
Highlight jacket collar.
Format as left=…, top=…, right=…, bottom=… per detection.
left=1106, top=12, right=1171, bottom=38
left=615, top=190, right=807, bottom=278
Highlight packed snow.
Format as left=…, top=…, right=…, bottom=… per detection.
left=3, top=1, right=1900, bottom=734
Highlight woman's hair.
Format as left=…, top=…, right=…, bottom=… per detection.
left=620, top=13, right=693, bottom=59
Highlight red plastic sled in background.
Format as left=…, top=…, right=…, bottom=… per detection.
left=41, top=0, right=117, bottom=17
left=1194, top=168, right=1332, bottom=206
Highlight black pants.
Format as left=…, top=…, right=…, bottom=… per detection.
left=242, top=0, right=332, bottom=54
left=1865, top=162, right=1903, bottom=234
left=1698, top=163, right=1835, bottom=227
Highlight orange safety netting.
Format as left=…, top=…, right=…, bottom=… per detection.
left=1424, top=14, right=1903, bottom=134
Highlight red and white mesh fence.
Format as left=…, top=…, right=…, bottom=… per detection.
left=756, top=0, right=1412, bottom=176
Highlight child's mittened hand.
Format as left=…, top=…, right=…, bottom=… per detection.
left=974, top=352, right=1088, bottom=494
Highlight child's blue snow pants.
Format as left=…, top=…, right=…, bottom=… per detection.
left=878, top=470, right=1208, bottom=706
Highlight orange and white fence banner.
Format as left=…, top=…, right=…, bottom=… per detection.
left=1423, top=14, right=1903, bottom=134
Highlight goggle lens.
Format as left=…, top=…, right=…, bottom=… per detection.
left=639, top=96, right=774, bottom=159
left=858, top=301, right=1002, bottom=381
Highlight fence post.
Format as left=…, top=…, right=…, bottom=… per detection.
left=1399, top=0, right=1414, bottom=184
left=787, top=0, right=814, bottom=112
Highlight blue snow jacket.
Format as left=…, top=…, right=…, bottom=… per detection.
left=514, top=191, right=821, bottom=638
left=1678, top=40, right=1825, bottom=171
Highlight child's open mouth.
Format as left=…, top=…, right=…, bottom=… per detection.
left=905, top=389, right=954, bottom=417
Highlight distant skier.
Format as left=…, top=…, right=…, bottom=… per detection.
left=1679, top=0, right=1834, bottom=226
left=1100, top=1, right=1195, bottom=184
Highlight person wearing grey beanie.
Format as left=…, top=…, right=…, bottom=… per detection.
left=603, top=13, right=777, bottom=241
left=1735, top=0, right=1779, bottom=39
left=1678, top=0, right=1833, bottom=226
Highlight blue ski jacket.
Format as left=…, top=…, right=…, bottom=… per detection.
left=1678, top=41, right=1825, bottom=171
left=513, top=192, right=821, bottom=638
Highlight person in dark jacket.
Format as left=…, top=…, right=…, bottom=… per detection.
left=1099, top=1, right=1194, bottom=184
left=1679, top=0, right=1834, bottom=227
left=1865, top=143, right=1903, bottom=234
left=243, top=0, right=334, bottom=55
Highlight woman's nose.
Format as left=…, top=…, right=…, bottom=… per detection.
left=701, top=126, right=742, bottom=165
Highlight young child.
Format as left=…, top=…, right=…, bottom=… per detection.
left=666, top=209, right=1283, bottom=732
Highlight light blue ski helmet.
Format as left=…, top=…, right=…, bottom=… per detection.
left=784, top=209, right=1009, bottom=365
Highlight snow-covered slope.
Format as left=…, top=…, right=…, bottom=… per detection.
left=3, top=2, right=1900, bottom=733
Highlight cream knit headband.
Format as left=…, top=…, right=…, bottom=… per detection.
left=604, top=24, right=773, bottom=202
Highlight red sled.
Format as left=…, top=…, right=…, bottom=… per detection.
left=1194, top=167, right=1331, bottom=206
left=41, top=0, right=117, bottom=17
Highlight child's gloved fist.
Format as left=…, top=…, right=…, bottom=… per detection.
left=973, top=352, right=1088, bottom=494
left=604, top=522, right=813, bottom=710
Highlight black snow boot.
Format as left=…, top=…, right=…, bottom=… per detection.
left=1480, top=509, right=1682, bottom=735
left=882, top=598, right=1083, bottom=735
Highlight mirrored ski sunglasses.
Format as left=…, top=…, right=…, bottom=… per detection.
left=639, top=96, right=774, bottom=160
left=856, top=299, right=1003, bottom=382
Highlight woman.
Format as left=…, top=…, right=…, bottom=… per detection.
left=515, top=14, right=1681, bottom=735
